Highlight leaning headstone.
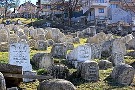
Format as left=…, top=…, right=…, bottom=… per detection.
left=37, top=79, right=76, bottom=90
left=9, top=42, right=32, bottom=71
left=0, top=72, right=6, bottom=90
left=32, top=53, right=53, bottom=69
left=111, top=64, right=134, bottom=86
left=80, top=61, right=99, bottom=82
left=51, top=43, right=67, bottom=58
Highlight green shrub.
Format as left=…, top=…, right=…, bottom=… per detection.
left=37, top=69, right=48, bottom=75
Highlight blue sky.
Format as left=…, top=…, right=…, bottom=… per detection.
left=20, top=0, right=37, bottom=5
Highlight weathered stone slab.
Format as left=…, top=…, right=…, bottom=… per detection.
left=80, top=61, right=99, bottom=82
left=38, top=79, right=76, bottom=90
left=51, top=43, right=67, bottom=58
left=111, top=64, right=134, bottom=86
left=32, top=53, right=53, bottom=69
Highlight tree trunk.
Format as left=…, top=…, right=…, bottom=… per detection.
left=4, top=0, right=8, bottom=19
left=68, top=8, right=72, bottom=26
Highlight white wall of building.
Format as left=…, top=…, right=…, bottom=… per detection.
left=109, top=8, right=132, bottom=23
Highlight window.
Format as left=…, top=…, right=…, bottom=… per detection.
left=110, top=4, right=118, bottom=8
left=99, top=8, right=104, bottom=13
left=98, top=0, right=104, bottom=3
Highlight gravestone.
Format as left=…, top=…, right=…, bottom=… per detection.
left=66, top=43, right=74, bottom=50
left=0, top=33, right=8, bottom=42
left=80, top=61, right=99, bottom=82
left=32, top=53, right=53, bottom=69
left=112, top=52, right=124, bottom=66
left=67, top=45, right=91, bottom=67
left=77, top=45, right=91, bottom=61
left=28, top=39, right=36, bottom=48
left=36, top=34, right=46, bottom=41
left=111, top=39, right=126, bottom=65
left=35, top=40, right=48, bottom=50
left=0, top=72, right=6, bottom=90
left=111, top=64, right=134, bottom=86
left=23, top=27, right=30, bottom=36
left=48, top=64, right=69, bottom=79
left=91, top=43, right=102, bottom=59
left=0, top=42, right=8, bottom=52
left=38, top=79, right=76, bottom=90
left=0, top=24, right=5, bottom=29
left=51, top=43, right=67, bottom=58
left=9, top=43, right=32, bottom=71
left=73, top=37, right=80, bottom=44
left=19, top=35, right=29, bottom=41
left=112, top=39, right=126, bottom=55
left=17, top=29, right=24, bottom=37
left=9, top=34, right=19, bottom=44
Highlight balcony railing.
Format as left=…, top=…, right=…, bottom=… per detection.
left=90, top=0, right=108, bottom=7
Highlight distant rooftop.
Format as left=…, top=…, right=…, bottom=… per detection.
left=109, top=0, right=120, bottom=1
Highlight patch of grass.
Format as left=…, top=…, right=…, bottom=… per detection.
left=0, top=52, right=8, bottom=63
left=11, top=18, right=39, bottom=24
left=124, top=56, right=135, bottom=64
left=19, top=80, right=39, bottom=90
left=74, top=38, right=87, bottom=48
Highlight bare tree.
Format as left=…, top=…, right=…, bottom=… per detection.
left=50, top=0, right=82, bottom=26
left=120, top=0, right=135, bottom=13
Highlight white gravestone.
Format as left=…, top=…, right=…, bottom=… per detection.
left=9, top=43, right=32, bottom=71
left=67, top=45, right=91, bottom=68
left=77, top=45, right=91, bottom=61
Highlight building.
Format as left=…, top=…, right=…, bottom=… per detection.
left=82, top=0, right=109, bottom=22
left=37, top=0, right=63, bottom=17
left=17, top=1, right=37, bottom=18
left=108, top=0, right=132, bottom=23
